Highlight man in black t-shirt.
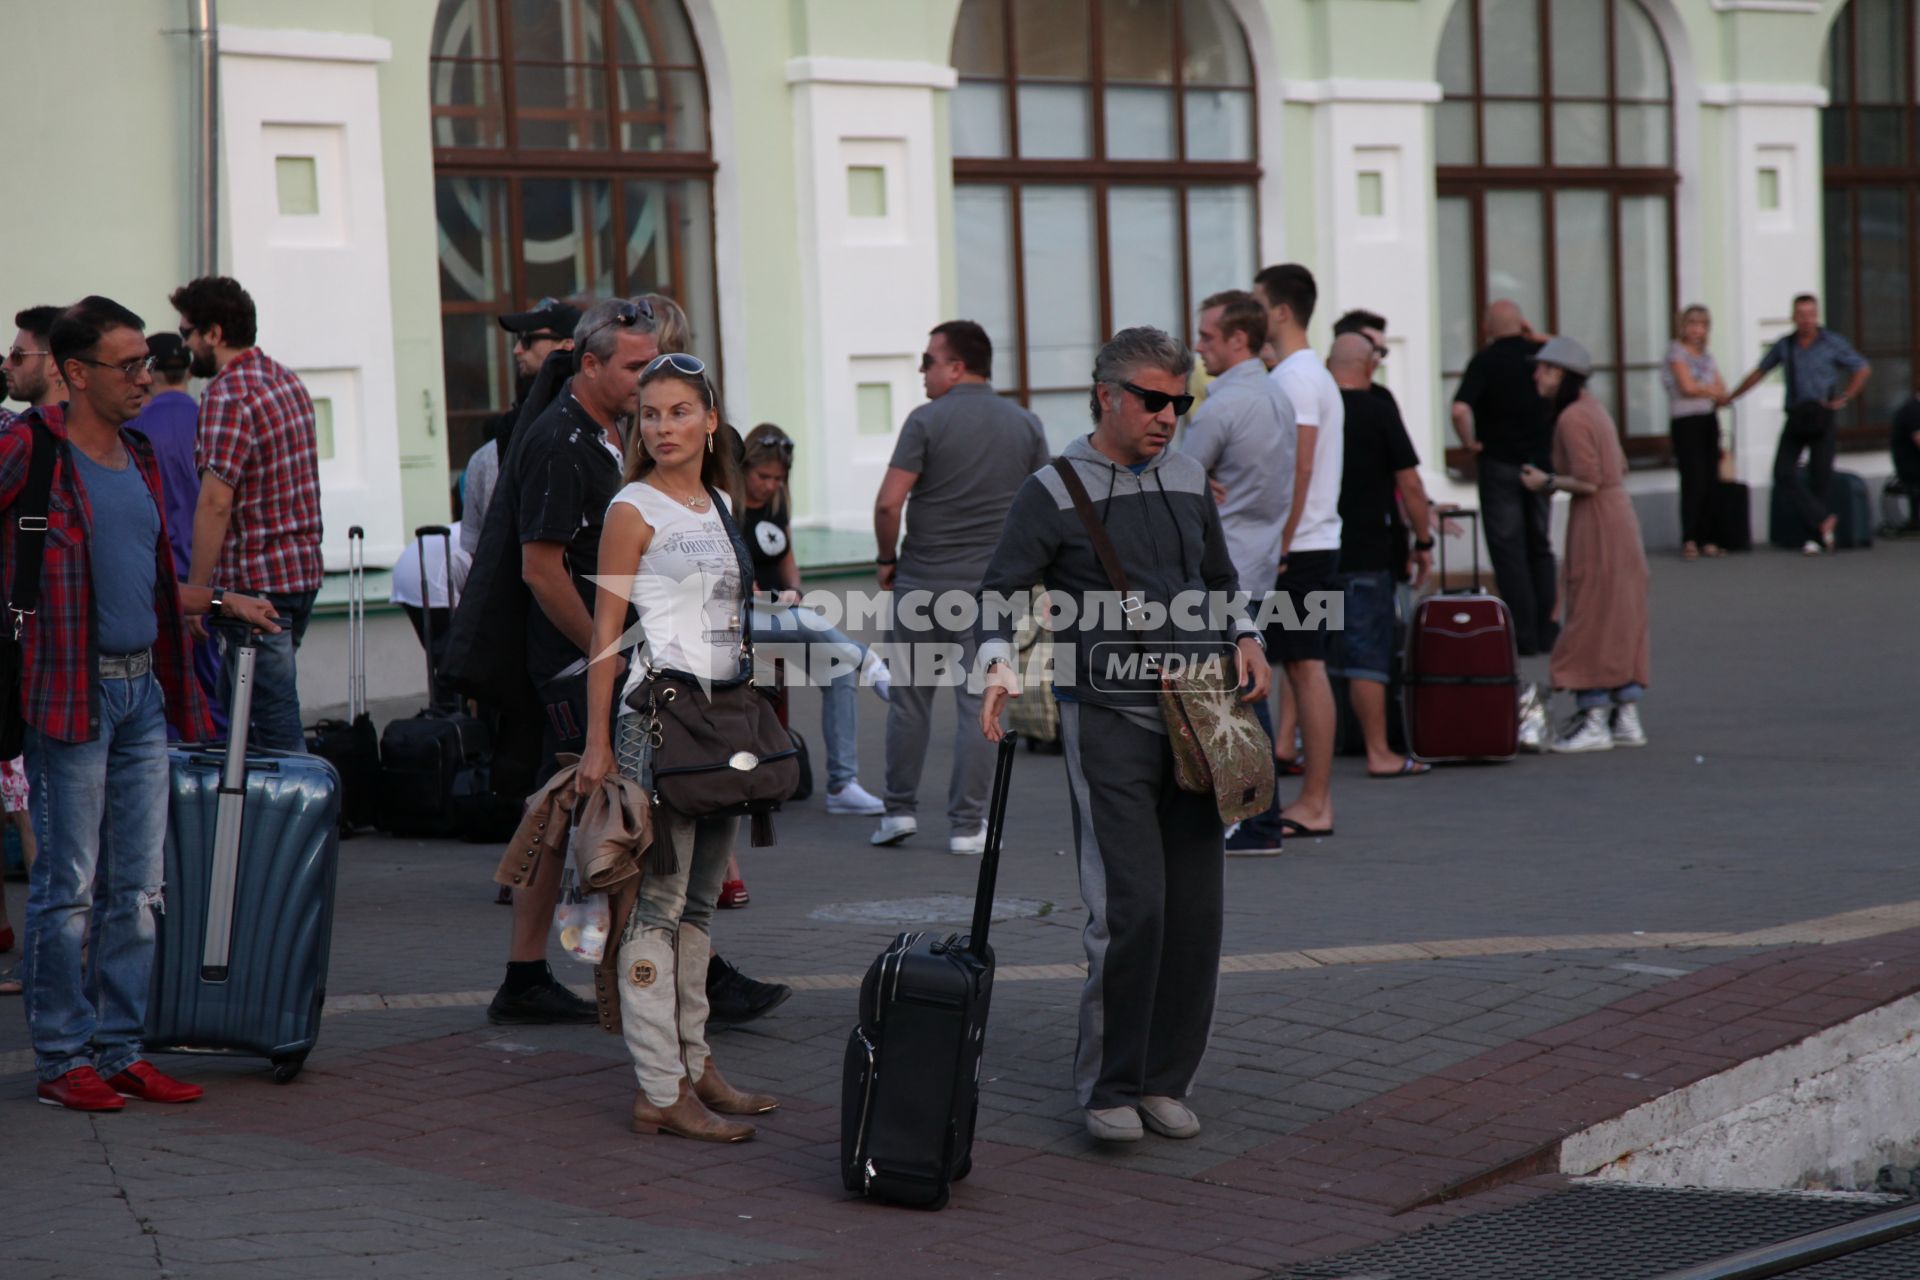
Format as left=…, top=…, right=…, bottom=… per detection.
left=1450, top=300, right=1557, bottom=655
left=1332, top=335, right=1436, bottom=777
left=486, top=297, right=659, bottom=1026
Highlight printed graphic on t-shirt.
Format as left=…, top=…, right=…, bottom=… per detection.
left=753, top=519, right=788, bottom=560
left=644, top=525, right=742, bottom=659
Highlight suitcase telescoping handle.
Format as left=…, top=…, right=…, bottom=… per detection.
left=1436, top=507, right=1483, bottom=595
left=966, top=732, right=1020, bottom=961
left=347, top=525, right=366, bottom=720
left=201, top=618, right=267, bottom=983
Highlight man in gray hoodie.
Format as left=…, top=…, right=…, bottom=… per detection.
left=976, top=327, right=1271, bottom=1145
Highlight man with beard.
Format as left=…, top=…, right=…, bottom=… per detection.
left=172, top=275, right=324, bottom=754
left=462, top=297, right=582, bottom=560
left=4, top=305, right=68, bottom=428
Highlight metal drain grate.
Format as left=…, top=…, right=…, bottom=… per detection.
left=1275, top=1183, right=1914, bottom=1280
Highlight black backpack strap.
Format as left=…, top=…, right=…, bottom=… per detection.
left=704, top=483, right=758, bottom=680
left=7, top=420, right=58, bottom=639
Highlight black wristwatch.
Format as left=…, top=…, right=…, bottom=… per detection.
left=1413, top=537, right=1435, bottom=552
left=876, top=556, right=897, bottom=566
left=208, top=586, right=227, bottom=616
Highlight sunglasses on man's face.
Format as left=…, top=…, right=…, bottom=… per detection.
left=5, top=347, right=49, bottom=366
left=514, top=331, right=565, bottom=349
left=1120, top=381, right=1195, bottom=417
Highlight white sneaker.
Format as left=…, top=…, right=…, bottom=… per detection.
left=859, top=649, right=891, bottom=702
left=869, top=815, right=917, bottom=846
left=948, top=824, right=987, bottom=856
left=1138, top=1095, right=1202, bottom=1139
left=1802, top=539, right=1823, bottom=556
left=1084, top=1105, right=1143, bottom=1143
left=826, top=781, right=886, bottom=815
left=1611, top=703, right=1647, bottom=748
left=1551, top=707, right=1614, bottom=753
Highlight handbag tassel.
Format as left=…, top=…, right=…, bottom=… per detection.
left=750, top=810, right=775, bottom=848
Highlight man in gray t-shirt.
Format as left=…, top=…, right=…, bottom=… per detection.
left=873, top=320, right=1048, bottom=853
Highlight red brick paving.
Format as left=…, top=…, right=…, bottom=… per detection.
left=171, top=927, right=1920, bottom=1275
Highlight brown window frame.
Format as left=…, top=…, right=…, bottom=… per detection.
left=1436, top=0, right=1680, bottom=472
left=430, top=0, right=718, bottom=470
left=951, top=0, right=1262, bottom=411
left=1821, top=0, right=1919, bottom=452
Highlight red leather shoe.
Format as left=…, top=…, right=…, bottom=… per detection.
left=717, top=879, right=749, bottom=909
left=105, top=1060, right=204, bottom=1104
left=37, top=1066, right=125, bottom=1112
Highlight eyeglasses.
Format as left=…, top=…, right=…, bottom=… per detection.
left=1372, top=345, right=1389, bottom=361
left=513, top=331, right=565, bottom=349
left=644, top=352, right=706, bottom=378
left=1120, top=381, right=1194, bottom=417
left=577, top=297, right=657, bottom=347
left=5, top=348, right=49, bottom=366
left=759, top=435, right=795, bottom=461
left=177, top=324, right=197, bottom=340
left=73, top=355, right=157, bottom=378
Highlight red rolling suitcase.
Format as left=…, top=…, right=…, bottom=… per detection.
left=1404, top=510, right=1519, bottom=762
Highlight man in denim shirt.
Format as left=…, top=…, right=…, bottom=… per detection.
left=1724, top=293, right=1871, bottom=553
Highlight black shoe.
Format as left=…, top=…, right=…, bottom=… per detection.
left=487, top=978, right=597, bottom=1025
left=705, top=955, right=791, bottom=1030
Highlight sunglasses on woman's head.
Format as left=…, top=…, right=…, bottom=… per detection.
left=645, top=352, right=706, bottom=377
left=1120, top=381, right=1195, bottom=417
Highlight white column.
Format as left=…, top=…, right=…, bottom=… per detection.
left=786, top=57, right=956, bottom=530
left=1704, top=83, right=1828, bottom=490
left=217, top=27, right=407, bottom=570
left=1282, top=78, right=1450, bottom=478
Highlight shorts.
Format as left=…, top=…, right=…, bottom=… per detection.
left=1266, top=548, right=1341, bottom=665
left=1329, top=570, right=1396, bottom=684
left=0, top=756, right=26, bottom=814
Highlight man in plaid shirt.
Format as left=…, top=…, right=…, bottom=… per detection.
left=5, top=297, right=276, bottom=1111
left=173, top=277, right=324, bottom=753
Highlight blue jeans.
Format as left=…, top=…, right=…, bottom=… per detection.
left=750, top=602, right=865, bottom=791
left=1576, top=683, right=1645, bottom=711
left=218, top=588, right=315, bottom=753
left=21, top=670, right=171, bottom=1082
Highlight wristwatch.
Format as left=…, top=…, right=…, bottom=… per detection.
left=875, top=555, right=897, bottom=566
left=208, top=586, right=227, bottom=616
left=1413, top=537, right=1435, bottom=551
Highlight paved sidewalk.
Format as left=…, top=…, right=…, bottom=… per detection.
left=2, top=543, right=1917, bottom=1277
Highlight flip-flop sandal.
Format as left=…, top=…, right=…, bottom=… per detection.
left=1278, top=817, right=1334, bottom=838
left=1275, top=758, right=1306, bottom=776
left=1368, top=758, right=1432, bottom=779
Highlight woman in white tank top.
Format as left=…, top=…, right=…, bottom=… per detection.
left=577, top=353, right=777, bottom=1142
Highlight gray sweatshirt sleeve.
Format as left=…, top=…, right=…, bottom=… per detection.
left=974, top=474, right=1061, bottom=668
left=461, top=440, right=498, bottom=559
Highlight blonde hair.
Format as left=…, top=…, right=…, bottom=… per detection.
left=1675, top=304, right=1710, bottom=339
left=638, top=293, right=692, bottom=356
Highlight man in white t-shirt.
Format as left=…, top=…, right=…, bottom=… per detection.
left=390, top=521, right=472, bottom=707
left=1252, top=263, right=1343, bottom=841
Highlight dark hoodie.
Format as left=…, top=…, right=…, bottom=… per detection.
left=975, top=433, right=1257, bottom=725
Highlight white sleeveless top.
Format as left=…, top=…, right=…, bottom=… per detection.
left=610, top=481, right=744, bottom=704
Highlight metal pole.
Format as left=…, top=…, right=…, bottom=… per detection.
left=189, top=0, right=219, bottom=278
left=1651, top=1199, right=1920, bottom=1280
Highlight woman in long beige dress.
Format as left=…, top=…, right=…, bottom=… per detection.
left=1519, top=338, right=1651, bottom=753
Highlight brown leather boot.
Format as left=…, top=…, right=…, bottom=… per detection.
left=631, top=1079, right=754, bottom=1142
left=692, top=1059, right=779, bottom=1116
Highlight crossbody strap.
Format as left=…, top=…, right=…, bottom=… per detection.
left=1050, top=458, right=1144, bottom=626
left=7, top=420, right=58, bottom=639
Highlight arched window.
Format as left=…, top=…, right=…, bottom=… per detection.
left=430, top=0, right=716, bottom=468
left=950, top=0, right=1260, bottom=446
left=1822, top=0, right=1919, bottom=446
left=1434, top=0, right=1677, bottom=462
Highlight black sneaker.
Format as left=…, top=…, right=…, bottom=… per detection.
left=487, top=978, right=597, bottom=1025
left=706, top=955, right=791, bottom=1029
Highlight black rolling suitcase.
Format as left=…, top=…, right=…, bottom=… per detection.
left=1712, top=481, right=1752, bottom=552
left=377, top=526, right=497, bottom=839
left=306, top=525, right=379, bottom=833
left=149, top=625, right=342, bottom=1083
left=842, top=732, right=1017, bottom=1210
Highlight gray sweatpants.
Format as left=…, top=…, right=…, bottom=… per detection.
left=882, top=587, right=992, bottom=835
left=1060, top=701, right=1225, bottom=1110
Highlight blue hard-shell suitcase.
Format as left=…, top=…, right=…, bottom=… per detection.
left=147, top=628, right=342, bottom=1083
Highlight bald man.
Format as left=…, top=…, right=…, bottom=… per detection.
left=1449, top=301, right=1557, bottom=655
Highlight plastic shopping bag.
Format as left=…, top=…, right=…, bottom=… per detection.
left=554, top=865, right=611, bottom=965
